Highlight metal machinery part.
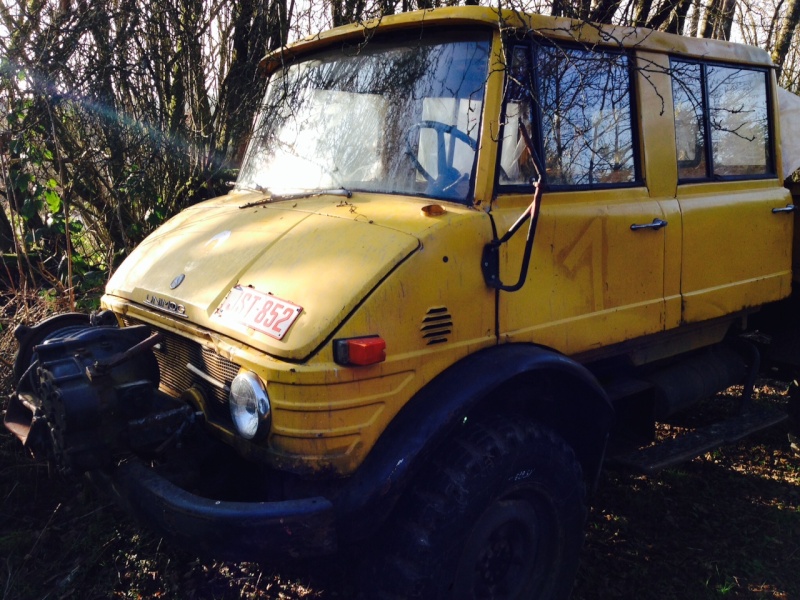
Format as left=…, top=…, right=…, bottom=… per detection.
left=6, top=322, right=195, bottom=472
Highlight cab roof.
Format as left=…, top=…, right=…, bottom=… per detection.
left=261, top=5, right=774, bottom=73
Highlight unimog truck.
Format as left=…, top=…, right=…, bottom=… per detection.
left=6, top=6, right=800, bottom=599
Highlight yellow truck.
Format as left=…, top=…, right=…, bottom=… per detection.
left=6, top=6, right=800, bottom=599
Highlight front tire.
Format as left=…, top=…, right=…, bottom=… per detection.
left=372, top=416, right=587, bottom=600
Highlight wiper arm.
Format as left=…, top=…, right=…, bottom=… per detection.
left=236, top=184, right=270, bottom=195
left=239, top=187, right=352, bottom=209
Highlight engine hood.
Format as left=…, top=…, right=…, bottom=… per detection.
left=106, top=191, right=421, bottom=360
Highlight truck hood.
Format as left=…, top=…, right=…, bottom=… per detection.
left=106, top=192, right=420, bottom=360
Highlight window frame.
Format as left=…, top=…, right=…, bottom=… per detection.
left=496, top=39, right=643, bottom=194
left=670, top=57, right=776, bottom=183
left=237, top=28, right=493, bottom=206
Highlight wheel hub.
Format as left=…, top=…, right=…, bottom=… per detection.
left=456, top=499, right=541, bottom=599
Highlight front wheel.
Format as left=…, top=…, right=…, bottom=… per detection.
left=370, top=416, right=587, bottom=600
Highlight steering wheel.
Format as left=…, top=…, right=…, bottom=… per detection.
left=406, top=120, right=478, bottom=195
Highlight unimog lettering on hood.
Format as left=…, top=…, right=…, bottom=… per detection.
left=143, top=293, right=187, bottom=317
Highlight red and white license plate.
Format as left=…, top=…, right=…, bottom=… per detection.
left=213, top=286, right=302, bottom=340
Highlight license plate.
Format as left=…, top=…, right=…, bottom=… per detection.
left=213, top=286, right=302, bottom=340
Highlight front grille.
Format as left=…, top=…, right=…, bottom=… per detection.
left=122, top=317, right=238, bottom=425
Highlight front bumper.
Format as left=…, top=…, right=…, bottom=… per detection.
left=5, top=317, right=388, bottom=561
left=96, top=458, right=337, bottom=561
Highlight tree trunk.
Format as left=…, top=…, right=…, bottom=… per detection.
left=0, top=200, right=16, bottom=253
left=664, top=0, right=692, bottom=33
left=551, top=0, right=567, bottom=17
left=773, top=0, right=800, bottom=75
left=717, top=0, right=737, bottom=40
left=633, top=0, right=653, bottom=26
left=700, top=0, right=718, bottom=38
left=688, top=0, right=701, bottom=36
left=590, top=0, right=621, bottom=24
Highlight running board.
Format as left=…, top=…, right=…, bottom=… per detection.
left=607, top=407, right=788, bottom=475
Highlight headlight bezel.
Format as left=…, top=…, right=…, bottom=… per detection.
left=228, top=371, right=271, bottom=440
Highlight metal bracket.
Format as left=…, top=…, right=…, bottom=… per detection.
left=482, top=123, right=543, bottom=292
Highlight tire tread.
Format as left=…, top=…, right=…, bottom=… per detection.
left=364, top=415, right=587, bottom=600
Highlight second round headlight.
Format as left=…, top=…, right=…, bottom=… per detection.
left=229, top=371, right=271, bottom=440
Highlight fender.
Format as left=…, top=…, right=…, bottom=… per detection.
left=334, top=343, right=614, bottom=542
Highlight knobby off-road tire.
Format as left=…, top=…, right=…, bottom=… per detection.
left=369, top=416, right=587, bottom=600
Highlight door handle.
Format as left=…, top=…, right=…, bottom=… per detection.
left=630, top=218, right=668, bottom=231
left=772, top=204, right=796, bottom=214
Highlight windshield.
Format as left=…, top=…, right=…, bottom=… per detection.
left=237, top=32, right=491, bottom=203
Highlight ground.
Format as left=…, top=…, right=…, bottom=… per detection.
left=1, top=295, right=799, bottom=599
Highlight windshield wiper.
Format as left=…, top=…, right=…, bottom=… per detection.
left=237, top=184, right=270, bottom=195
left=239, top=187, right=352, bottom=209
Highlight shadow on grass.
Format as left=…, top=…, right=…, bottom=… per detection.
left=2, top=296, right=797, bottom=598
left=2, top=420, right=798, bottom=599
left=0, top=427, right=357, bottom=600
left=574, top=427, right=800, bottom=600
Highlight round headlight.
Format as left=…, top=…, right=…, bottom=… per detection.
left=229, top=371, right=271, bottom=440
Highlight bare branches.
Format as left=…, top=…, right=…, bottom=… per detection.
left=3, top=0, right=800, bottom=302
left=0, top=0, right=281, bottom=296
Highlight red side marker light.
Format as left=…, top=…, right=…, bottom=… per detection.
left=333, top=336, right=386, bottom=366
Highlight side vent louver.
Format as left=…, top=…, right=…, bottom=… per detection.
left=421, top=307, right=452, bottom=345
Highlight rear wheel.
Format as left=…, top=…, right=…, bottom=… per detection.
left=371, top=416, right=587, bottom=599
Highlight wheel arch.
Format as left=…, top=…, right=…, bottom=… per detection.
left=336, top=343, right=613, bottom=543
left=468, top=360, right=613, bottom=490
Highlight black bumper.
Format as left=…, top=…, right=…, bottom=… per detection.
left=98, top=458, right=337, bottom=561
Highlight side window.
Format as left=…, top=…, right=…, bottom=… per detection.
left=671, top=59, right=772, bottom=180
left=537, top=46, right=637, bottom=187
left=498, top=46, right=538, bottom=186
left=708, top=65, right=771, bottom=177
left=672, top=61, right=707, bottom=179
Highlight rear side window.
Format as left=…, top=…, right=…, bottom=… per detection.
left=537, top=46, right=637, bottom=187
left=671, top=59, right=773, bottom=181
left=498, top=43, right=639, bottom=190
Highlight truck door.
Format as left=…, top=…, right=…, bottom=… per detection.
left=670, top=60, right=793, bottom=323
left=492, top=44, right=669, bottom=356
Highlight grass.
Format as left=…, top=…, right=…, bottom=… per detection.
left=4, top=426, right=797, bottom=600
left=572, top=388, right=800, bottom=600
left=1, top=295, right=799, bottom=599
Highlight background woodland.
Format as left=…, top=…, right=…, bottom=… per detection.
left=3, top=0, right=800, bottom=307
left=1, top=4, right=799, bottom=599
